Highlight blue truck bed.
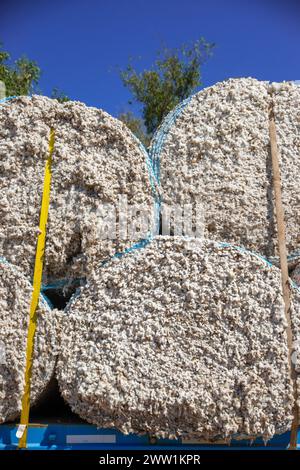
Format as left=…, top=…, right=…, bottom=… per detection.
left=0, top=424, right=298, bottom=450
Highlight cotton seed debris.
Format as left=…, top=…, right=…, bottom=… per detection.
left=56, top=236, right=300, bottom=441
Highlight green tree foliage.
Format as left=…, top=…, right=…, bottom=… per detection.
left=51, top=87, right=70, bottom=103
left=0, top=42, right=69, bottom=101
left=0, top=43, right=40, bottom=96
left=119, top=38, right=214, bottom=146
left=118, top=111, right=150, bottom=147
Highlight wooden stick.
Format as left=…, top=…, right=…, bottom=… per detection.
left=269, top=105, right=299, bottom=450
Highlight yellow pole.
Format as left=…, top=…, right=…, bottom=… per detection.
left=18, top=128, right=55, bottom=449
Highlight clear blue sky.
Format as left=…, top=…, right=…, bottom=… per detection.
left=1, top=0, right=299, bottom=117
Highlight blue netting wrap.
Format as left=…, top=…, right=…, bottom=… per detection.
left=0, top=95, right=18, bottom=104
left=149, top=96, right=192, bottom=181
left=131, top=132, right=161, bottom=240
left=219, top=242, right=300, bottom=290
left=218, top=242, right=273, bottom=267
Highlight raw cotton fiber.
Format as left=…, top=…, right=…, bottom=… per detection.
left=150, top=78, right=300, bottom=260
left=0, top=96, right=158, bottom=285
left=0, top=258, right=59, bottom=423
left=56, top=236, right=300, bottom=441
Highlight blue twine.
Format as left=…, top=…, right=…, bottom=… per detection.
left=102, top=237, right=153, bottom=265
left=149, top=96, right=192, bottom=182
left=41, top=277, right=85, bottom=292
left=0, top=95, right=18, bottom=104
left=218, top=242, right=273, bottom=267
left=130, top=133, right=161, bottom=237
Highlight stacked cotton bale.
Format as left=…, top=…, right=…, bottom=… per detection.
left=0, top=96, right=159, bottom=286
left=149, top=78, right=300, bottom=262
left=56, top=236, right=300, bottom=441
left=2, top=78, right=300, bottom=440
left=0, top=258, right=59, bottom=423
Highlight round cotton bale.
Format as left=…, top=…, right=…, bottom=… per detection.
left=0, top=96, right=159, bottom=285
left=149, top=78, right=300, bottom=260
left=56, top=236, right=300, bottom=441
left=0, top=258, right=59, bottom=423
